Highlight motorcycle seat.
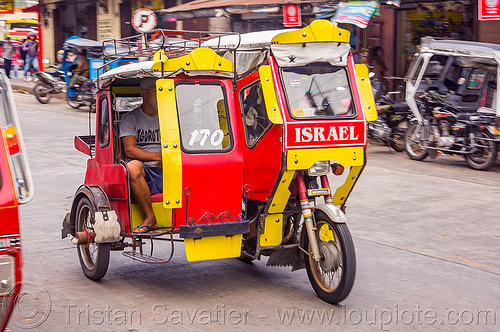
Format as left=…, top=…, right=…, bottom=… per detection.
left=392, top=102, right=410, bottom=113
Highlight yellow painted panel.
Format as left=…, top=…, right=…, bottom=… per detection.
left=286, top=147, right=365, bottom=170
left=268, top=170, right=295, bottom=214
left=355, top=64, right=378, bottom=122
left=111, top=86, right=140, bottom=95
left=260, top=214, right=283, bottom=247
left=272, top=19, right=350, bottom=45
left=130, top=202, right=173, bottom=229
left=184, top=234, right=243, bottom=261
left=259, top=65, right=283, bottom=124
left=333, top=165, right=364, bottom=206
left=151, top=48, right=233, bottom=73
left=157, top=79, right=182, bottom=209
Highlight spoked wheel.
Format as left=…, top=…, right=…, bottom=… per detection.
left=465, top=130, right=498, bottom=170
left=391, top=120, right=408, bottom=152
left=304, top=211, right=356, bottom=304
left=34, top=82, right=52, bottom=104
left=75, top=197, right=110, bottom=280
left=405, top=123, right=428, bottom=160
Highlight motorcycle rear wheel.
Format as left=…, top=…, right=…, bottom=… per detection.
left=405, top=123, right=428, bottom=160
left=465, top=130, right=498, bottom=171
left=67, top=96, right=81, bottom=109
left=304, top=211, right=356, bottom=304
left=34, top=82, right=51, bottom=104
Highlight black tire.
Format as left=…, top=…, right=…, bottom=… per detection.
left=34, top=82, right=51, bottom=104
left=405, top=123, right=428, bottom=160
left=390, top=120, right=408, bottom=152
left=465, top=130, right=498, bottom=171
left=304, top=211, right=356, bottom=304
left=67, top=97, right=81, bottom=109
left=75, top=196, right=110, bottom=280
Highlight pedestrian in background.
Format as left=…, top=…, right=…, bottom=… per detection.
left=368, top=46, right=388, bottom=95
left=2, top=37, right=14, bottom=78
left=22, top=32, right=39, bottom=81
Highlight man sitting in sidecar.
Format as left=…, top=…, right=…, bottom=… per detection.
left=119, top=78, right=161, bottom=233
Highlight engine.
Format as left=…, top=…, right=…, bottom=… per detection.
left=368, top=119, right=391, bottom=141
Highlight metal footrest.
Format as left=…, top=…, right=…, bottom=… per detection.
left=122, top=250, right=170, bottom=264
left=132, top=228, right=172, bottom=238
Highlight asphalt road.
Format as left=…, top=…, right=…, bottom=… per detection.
left=6, top=93, right=500, bottom=331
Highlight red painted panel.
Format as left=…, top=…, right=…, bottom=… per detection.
left=285, top=120, right=366, bottom=148
left=0, top=140, right=17, bottom=213
left=94, top=91, right=114, bottom=165
left=175, top=78, right=245, bottom=224
left=269, top=53, right=368, bottom=151
left=236, top=71, right=283, bottom=202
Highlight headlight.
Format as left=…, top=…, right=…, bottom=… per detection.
left=307, top=161, right=330, bottom=176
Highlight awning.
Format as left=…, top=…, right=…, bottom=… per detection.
left=158, top=0, right=329, bottom=21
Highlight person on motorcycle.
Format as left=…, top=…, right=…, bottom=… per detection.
left=69, top=49, right=89, bottom=88
left=119, top=78, right=161, bottom=233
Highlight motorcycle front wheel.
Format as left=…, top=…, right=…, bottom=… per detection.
left=304, top=211, right=356, bottom=304
left=34, top=82, right=52, bottom=104
left=465, top=130, right=498, bottom=171
left=405, top=123, right=428, bottom=160
left=67, top=97, right=81, bottom=109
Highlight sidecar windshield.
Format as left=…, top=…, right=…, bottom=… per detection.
left=282, top=64, right=355, bottom=119
left=176, top=82, right=231, bottom=153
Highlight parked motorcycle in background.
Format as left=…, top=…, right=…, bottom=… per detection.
left=404, top=91, right=498, bottom=170
left=368, top=81, right=412, bottom=152
left=33, top=65, right=67, bottom=104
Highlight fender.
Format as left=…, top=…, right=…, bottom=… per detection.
left=313, top=204, right=348, bottom=223
left=61, top=184, right=112, bottom=239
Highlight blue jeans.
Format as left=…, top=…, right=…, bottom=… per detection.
left=23, top=56, right=39, bottom=77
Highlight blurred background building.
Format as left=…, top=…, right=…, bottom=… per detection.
left=30, top=0, right=500, bottom=77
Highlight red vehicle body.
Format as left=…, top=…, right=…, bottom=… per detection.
left=63, top=20, right=377, bottom=304
left=0, top=72, right=33, bottom=331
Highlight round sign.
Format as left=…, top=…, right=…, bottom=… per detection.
left=132, top=8, right=157, bottom=33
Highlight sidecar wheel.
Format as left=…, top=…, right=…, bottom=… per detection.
left=75, top=197, right=110, bottom=280
left=34, top=83, right=51, bottom=104
left=304, top=211, right=355, bottom=304
left=405, top=123, right=428, bottom=160
left=465, top=130, right=498, bottom=171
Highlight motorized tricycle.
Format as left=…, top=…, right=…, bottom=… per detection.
left=0, top=71, right=34, bottom=330
left=35, top=37, right=138, bottom=110
left=404, top=37, right=500, bottom=170
left=61, top=20, right=377, bottom=304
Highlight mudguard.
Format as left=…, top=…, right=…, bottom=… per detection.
left=61, top=184, right=115, bottom=239
left=313, top=204, right=348, bottom=223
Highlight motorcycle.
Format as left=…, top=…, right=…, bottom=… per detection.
left=368, top=85, right=412, bottom=152
left=66, top=76, right=96, bottom=111
left=33, top=65, right=67, bottom=104
left=405, top=91, right=498, bottom=170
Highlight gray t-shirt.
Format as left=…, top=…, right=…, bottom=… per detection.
left=119, top=106, right=160, bottom=168
left=2, top=43, right=13, bottom=60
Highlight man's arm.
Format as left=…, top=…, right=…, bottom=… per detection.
left=122, top=135, right=161, bottom=162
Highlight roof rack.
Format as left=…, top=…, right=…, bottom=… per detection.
left=102, top=28, right=241, bottom=60
left=96, top=28, right=241, bottom=88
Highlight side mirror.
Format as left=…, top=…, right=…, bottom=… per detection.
left=259, top=65, right=283, bottom=125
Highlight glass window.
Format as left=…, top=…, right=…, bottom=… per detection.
left=467, top=69, right=486, bottom=90
left=282, top=65, right=355, bottom=119
left=176, top=83, right=231, bottom=152
left=98, top=96, right=110, bottom=148
left=240, top=81, right=271, bottom=146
